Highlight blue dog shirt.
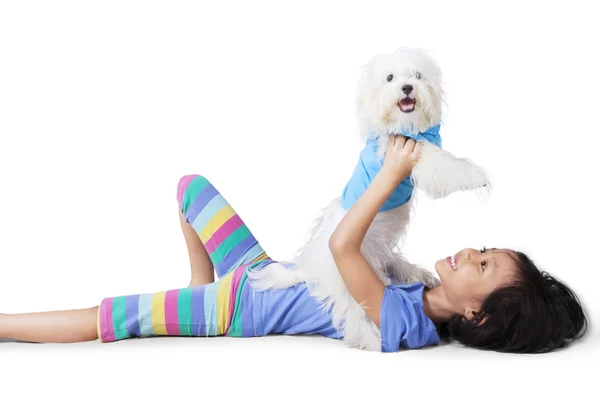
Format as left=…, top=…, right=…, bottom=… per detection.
left=340, top=125, right=442, bottom=212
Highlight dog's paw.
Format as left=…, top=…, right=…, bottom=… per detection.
left=466, top=163, right=490, bottom=190
left=413, top=143, right=491, bottom=199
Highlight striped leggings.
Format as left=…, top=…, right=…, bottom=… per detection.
left=97, top=175, right=272, bottom=342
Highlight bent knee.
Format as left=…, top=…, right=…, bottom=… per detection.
left=177, top=174, right=211, bottom=211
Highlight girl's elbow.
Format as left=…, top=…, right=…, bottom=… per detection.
left=329, top=235, right=358, bottom=256
left=328, top=234, right=347, bottom=254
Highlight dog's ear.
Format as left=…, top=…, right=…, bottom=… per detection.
left=355, top=55, right=381, bottom=119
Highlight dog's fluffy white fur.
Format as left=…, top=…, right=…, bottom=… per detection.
left=248, top=47, right=490, bottom=351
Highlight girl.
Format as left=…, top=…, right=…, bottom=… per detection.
left=0, top=137, right=587, bottom=353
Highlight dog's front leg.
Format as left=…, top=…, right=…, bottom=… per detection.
left=412, top=142, right=490, bottom=199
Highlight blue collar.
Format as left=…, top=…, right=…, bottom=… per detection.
left=400, top=124, right=442, bottom=147
left=371, top=124, right=442, bottom=148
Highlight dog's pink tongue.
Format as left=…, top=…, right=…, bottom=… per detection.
left=399, top=99, right=416, bottom=112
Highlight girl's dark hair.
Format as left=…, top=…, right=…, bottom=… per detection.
left=443, top=251, right=588, bottom=353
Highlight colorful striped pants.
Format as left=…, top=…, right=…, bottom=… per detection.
left=97, top=174, right=272, bottom=342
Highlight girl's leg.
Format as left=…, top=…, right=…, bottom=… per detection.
left=92, top=174, right=273, bottom=342
left=0, top=278, right=233, bottom=344
left=179, top=209, right=215, bottom=286
left=176, top=174, right=269, bottom=278
left=0, top=308, right=98, bottom=343
left=97, top=276, right=247, bottom=342
left=92, top=174, right=275, bottom=343
left=0, top=273, right=238, bottom=344
left=0, top=174, right=270, bottom=344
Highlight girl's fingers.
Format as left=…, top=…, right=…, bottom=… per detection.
left=395, top=135, right=406, bottom=148
left=413, top=141, right=423, bottom=155
left=387, top=135, right=396, bottom=149
left=404, top=138, right=416, bottom=152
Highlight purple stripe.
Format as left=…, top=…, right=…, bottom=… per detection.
left=241, top=284, right=254, bottom=336
left=215, top=234, right=258, bottom=277
left=126, top=294, right=141, bottom=337
left=185, top=184, right=219, bottom=225
left=191, top=286, right=206, bottom=336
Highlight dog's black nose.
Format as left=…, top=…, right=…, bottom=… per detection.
left=401, top=85, right=413, bottom=94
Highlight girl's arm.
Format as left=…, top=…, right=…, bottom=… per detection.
left=329, top=136, right=421, bottom=327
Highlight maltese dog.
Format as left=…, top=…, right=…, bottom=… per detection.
left=249, top=47, right=490, bottom=351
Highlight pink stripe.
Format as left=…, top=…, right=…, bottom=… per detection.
left=225, top=266, right=245, bottom=335
left=177, top=175, right=197, bottom=209
left=204, top=214, right=243, bottom=254
left=100, top=298, right=116, bottom=342
left=165, top=289, right=180, bottom=335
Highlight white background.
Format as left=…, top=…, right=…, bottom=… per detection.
left=1, top=0, right=598, bottom=398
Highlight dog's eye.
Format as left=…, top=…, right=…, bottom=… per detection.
left=386, top=74, right=394, bottom=82
left=415, top=71, right=421, bottom=79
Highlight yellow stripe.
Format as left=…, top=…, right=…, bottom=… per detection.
left=250, top=252, right=269, bottom=263
left=97, top=306, right=102, bottom=342
left=216, top=272, right=234, bottom=335
left=151, top=291, right=167, bottom=335
left=199, top=204, right=236, bottom=242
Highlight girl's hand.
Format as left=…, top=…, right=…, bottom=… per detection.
left=381, top=135, right=422, bottom=181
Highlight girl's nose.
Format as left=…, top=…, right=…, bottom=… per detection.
left=462, top=248, right=479, bottom=262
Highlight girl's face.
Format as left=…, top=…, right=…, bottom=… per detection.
left=434, top=247, right=520, bottom=317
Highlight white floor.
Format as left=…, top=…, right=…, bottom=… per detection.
left=2, top=330, right=598, bottom=400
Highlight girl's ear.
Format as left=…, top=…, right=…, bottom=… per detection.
left=464, top=308, right=488, bottom=325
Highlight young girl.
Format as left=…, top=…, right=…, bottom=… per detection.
left=0, top=137, right=587, bottom=353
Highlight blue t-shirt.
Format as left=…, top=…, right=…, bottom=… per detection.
left=341, top=125, right=442, bottom=212
left=379, top=283, right=440, bottom=352
left=249, top=266, right=439, bottom=351
left=253, top=282, right=341, bottom=339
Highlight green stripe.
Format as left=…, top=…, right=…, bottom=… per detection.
left=111, top=296, right=129, bottom=340
left=227, top=271, right=248, bottom=337
left=182, top=176, right=210, bottom=214
left=211, top=224, right=252, bottom=264
left=177, top=287, right=193, bottom=336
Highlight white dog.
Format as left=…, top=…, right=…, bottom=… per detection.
left=249, top=47, right=490, bottom=351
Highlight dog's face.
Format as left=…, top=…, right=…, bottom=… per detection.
left=356, top=48, right=443, bottom=137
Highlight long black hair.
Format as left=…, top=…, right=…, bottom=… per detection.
left=443, top=251, right=588, bottom=353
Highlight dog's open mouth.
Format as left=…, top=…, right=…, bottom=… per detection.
left=397, top=98, right=416, bottom=113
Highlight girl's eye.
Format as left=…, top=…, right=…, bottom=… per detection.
left=415, top=71, right=421, bottom=79
left=480, top=247, right=487, bottom=270
left=387, top=74, right=394, bottom=82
